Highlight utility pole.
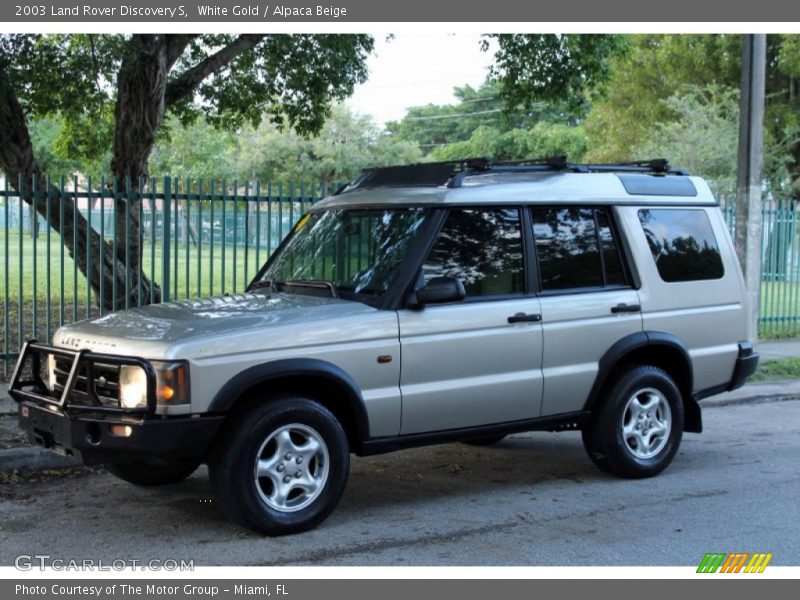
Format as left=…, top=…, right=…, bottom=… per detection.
left=735, top=34, right=767, bottom=345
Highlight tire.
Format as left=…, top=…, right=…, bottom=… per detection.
left=209, top=395, right=350, bottom=536
left=463, top=435, right=506, bottom=446
left=105, top=458, right=201, bottom=487
left=582, top=365, right=684, bottom=479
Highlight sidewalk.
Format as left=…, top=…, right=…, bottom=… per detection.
left=757, top=338, right=800, bottom=360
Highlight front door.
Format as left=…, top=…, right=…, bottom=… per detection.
left=398, top=207, right=544, bottom=434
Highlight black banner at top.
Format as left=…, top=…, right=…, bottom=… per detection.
left=2, top=0, right=800, bottom=22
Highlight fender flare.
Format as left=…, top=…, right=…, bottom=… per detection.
left=207, top=358, right=371, bottom=442
left=584, top=331, right=694, bottom=413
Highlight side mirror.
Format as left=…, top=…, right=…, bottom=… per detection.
left=407, top=276, right=466, bottom=307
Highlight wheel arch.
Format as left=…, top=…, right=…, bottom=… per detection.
left=207, top=358, right=371, bottom=453
left=585, top=331, right=701, bottom=433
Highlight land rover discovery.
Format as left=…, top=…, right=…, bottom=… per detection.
left=10, top=157, right=759, bottom=535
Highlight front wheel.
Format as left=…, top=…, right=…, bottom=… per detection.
left=582, top=365, right=684, bottom=478
left=209, top=395, right=349, bottom=535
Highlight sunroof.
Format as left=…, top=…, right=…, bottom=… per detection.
left=618, top=174, right=697, bottom=197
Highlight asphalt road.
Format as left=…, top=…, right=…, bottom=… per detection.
left=1, top=396, right=798, bottom=567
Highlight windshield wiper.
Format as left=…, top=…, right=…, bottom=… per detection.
left=284, top=279, right=339, bottom=299
left=248, top=278, right=278, bottom=294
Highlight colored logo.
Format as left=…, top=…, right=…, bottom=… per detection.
left=697, top=552, right=773, bottom=573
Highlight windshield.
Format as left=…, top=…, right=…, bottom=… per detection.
left=252, top=207, right=428, bottom=302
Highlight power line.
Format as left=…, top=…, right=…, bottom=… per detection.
left=404, top=108, right=504, bottom=121
left=402, top=101, right=549, bottom=122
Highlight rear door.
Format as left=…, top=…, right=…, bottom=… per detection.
left=398, top=207, right=544, bottom=434
left=530, top=206, right=643, bottom=416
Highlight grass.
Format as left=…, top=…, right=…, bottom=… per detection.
left=749, top=357, right=800, bottom=383
left=760, top=281, right=800, bottom=338
left=1, top=229, right=271, bottom=304
left=0, top=229, right=276, bottom=377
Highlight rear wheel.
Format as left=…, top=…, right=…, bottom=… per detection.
left=209, top=395, right=349, bottom=536
left=582, top=365, right=683, bottom=478
left=105, top=458, right=201, bottom=487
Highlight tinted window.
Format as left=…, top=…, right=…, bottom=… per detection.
left=423, top=208, right=524, bottom=297
left=532, top=207, right=628, bottom=291
left=638, top=209, right=724, bottom=282
left=533, top=207, right=602, bottom=290
left=596, top=209, right=626, bottom=286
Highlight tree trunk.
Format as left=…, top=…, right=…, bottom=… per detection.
left=1, top=34, right=261, bottom=311
left=0, top=65, right=149, bottom=311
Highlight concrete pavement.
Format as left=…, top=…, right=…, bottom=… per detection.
left=758, top=338, right=800, bottom=360
left=1, top=396, right=799, bottom=566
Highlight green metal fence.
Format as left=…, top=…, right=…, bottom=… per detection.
left=1, top=177, right=799, bottom=376
left=722, top=200, right=800, bottom=339
left=0, top=175, right=322, bottom=377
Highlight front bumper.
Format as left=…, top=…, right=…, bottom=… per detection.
left=10, top=340, right=223, bottom=465
left=17, top=402, right=224, bottom=465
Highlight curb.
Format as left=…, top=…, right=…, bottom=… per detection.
left=0, top=446, right=80, bottom=472
left=0, top=382, right=14, bottom=415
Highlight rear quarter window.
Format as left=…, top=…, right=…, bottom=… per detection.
left=637, top=209, right=724, bottom=282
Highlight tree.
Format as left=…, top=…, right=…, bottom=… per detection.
left=147, top=104, right=422, bottom=192
left=485, top=34, right=629, bottom=119
left=386, top=80, right=550, bottom=151
left=429, top=122, right=587, bottom=162
left=0, top=34, right=373, bottom=308
left=387, top=36, right=626, bottom=162
left=584, top=34, right=800, bottom=198
left=232, top=105, right=422, bottom=193
left=149, top=117, right=238, bottom=182
left=634, top=85, right=741, bottom=195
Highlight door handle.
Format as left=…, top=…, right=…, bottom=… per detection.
left=508, top=312, right=542, bottom=323
left=611, top=303, right=641, bottom=314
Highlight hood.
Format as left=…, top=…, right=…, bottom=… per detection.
left=53, top=292, right=378, bottom=360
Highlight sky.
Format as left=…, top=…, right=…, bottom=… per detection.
left=346, top=33, right=497, bottom=126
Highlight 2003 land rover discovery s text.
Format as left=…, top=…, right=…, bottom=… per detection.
left=10, top=157, right=759, bottom=535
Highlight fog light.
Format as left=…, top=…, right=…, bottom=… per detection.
left=20, top=405, right=29, bottom=418
left=46, top=353, right=56, bottom=391
left=110, top=425, right=133, bottom=437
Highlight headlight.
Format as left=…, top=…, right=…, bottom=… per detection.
left=120, top=365, right=148, bottom=409
left=119, top=361, right=190, bottom=409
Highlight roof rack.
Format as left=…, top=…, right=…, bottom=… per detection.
left=336, top=156, right=689, bottom=193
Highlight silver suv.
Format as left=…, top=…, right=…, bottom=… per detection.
left=10, top=158, right=759, bottom=535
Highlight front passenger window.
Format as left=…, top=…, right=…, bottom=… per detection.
left=423, top=208, right=525, bottom=298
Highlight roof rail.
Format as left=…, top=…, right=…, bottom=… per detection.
left=336, top=156, right=689, bottom=193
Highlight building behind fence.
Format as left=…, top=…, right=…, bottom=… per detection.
left=1, top=175, right=799, bottom=375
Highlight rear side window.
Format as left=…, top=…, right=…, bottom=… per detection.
left=637, top=209, right=724, bottom=282
left=531, top=207, right=628, bottom=291
left=423, top=208, right=525, bottom=297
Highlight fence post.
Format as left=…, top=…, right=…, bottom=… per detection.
left=162, top=176, right=171, bottom=303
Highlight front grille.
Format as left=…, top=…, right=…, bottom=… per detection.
left=53, top=356, right=122, bottom=408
